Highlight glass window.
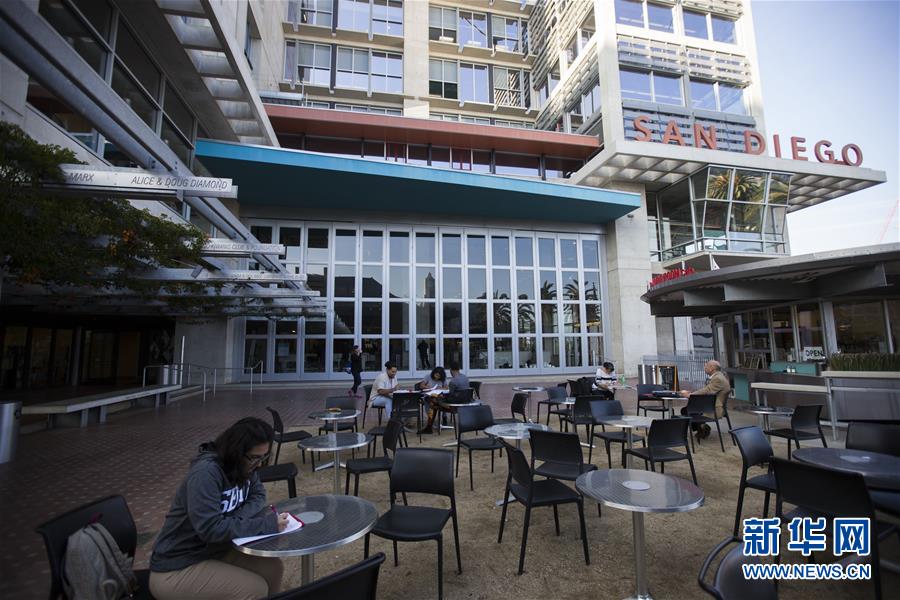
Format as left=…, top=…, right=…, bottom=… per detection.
left=494, top=303, right=512, bottom=334
left=518, top=337, right=537, bottom=369
left=468, top=269, right=487, bottom=300
left=887, top=300, right=900, bottom=353
left=582, top=240, right=600, bottom=270
left=459, top=11, right=487, bottom=47
left=469, top=304, right=488, bottom=334
left=467, top=235, right=486, bottom=265
left=336, top=47, right=369, bottom=90
left=615, top=0, right=644, bottom=27
left=706, top=167, right=732, bottom=200
left=416, top=232, right=436, bottom=263
left=116, top=24, right=160, bottom=97
left=280, top=227, right=302, bottom=262
left=491, top=237, right=510, bottom=266
left=388, top=266, right=409, bottom=298
left=711, top=15, right=736, bottom=43
left=306, top=264, right=327, bottom=297
left=429, top=59, right=457, bottom=99
left=494, top=338, right=513, bottom=369
left=444, top=338, right=463, bottom=366
left=163, top=83, right=193, bottom=140
left=334, top=301, right=355, bottom=334
left=389, top=302, right=408, bottom=334
left=444, top=303, right=463, bottom=334
left=372, top=0, right=403, bottom=36
left=587, top=337, right=603, bottom=366
left=796, top=303, right=823, bottom=351
left=388, top=338, right=409, bottom=370
left=334, top=264, right=356, bottom=297
left=371, top=51, right=402, bottom=94
left=834, top=301, right=888, bottom=354
left=111, top=65, right=157, bottom=129
left=583, top=271, right=601, bottom=301
left=653, top=73, right=683, bottom=106
left=565, top=337, right=583, bottom=367
left=518, top=304, right=536, bottom=333
left=306, top=318, right=326, bottom=335
left=732, top=170, right=767, bottom=203
left=416, top=302, right=436, bottom=334
left=647, top=2, right=673, bottom=32
left=516, top=270, right=535, bottom=300
left=492, top=269, right=511, bottom=299
left=560, top=239, right=578, bottom=268
left=719, top=84, right=746, bottom=115
left=361, top=338, right=382, bottom=371
left=540, top=271, right=558, bottom=300
left=300, top=0, right=333, bottom=27
left=389, top=231, right=409, bottom=262
left=768, top=174, right=791, bottom=204
left=443, top=267, right=462, bottom=299
left=541, top=304, right=558, bottom=333
left=305, top=136, right=360, bottom=157
left=362, top=266, right=383, bottom=297
left=495, top=153, right=540, bottom=177
left=415, top=338, right=435, bottom=370
left=338, top=0, right=369, bottom=31
left=538, top=238, right=556, bottom=267
left=619, top=70, right=651, bottom=103
left=683, top=10, right=708, bottom=39
left=362, top=302, right=382, bottom=334
left=690, top=79, right=716, bottom=110
left=333, top=229, right=356, bottom=262
left=416, top=267, right=436, bottom=298
left=70, top=0, right=112, bottom=38
left=771, top=306, right=795, bottom=362
left=515, top=237, right=533, bottom=267
left=442, top=234, right=462, bottom=263
left=294, top=42, right=331, bottom=86
left=428, top=6, right=457, bottom=42
left=304, top=338, right=325, bottom=372
left=563, top=303, right=581, bottom=332
left=491, top=15, right=520, bottom=52
left=362, top=231, right=383, bottom=262
left=586, top=304, right=603, bottom=333
left=459, top=63, right=489, bottom=103
left=493, top=67, right=522, bottom=107
left=542, top=336, right=560, bottom=368
left=41, top=0, right=108, bottom=75
left=469, top=338, right=488, bottom=369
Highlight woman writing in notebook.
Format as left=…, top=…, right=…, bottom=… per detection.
left=149, top=417, right=287, bottom=599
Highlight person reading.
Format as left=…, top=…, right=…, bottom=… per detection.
left=416, top=367, right=448, bottom=433
left=369, top=361, right=399, bottom=418
left=679, top=360, right=731, bottom=439
left=149, top=417, right=287, bottom=599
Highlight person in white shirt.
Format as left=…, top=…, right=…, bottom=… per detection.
left=369, top=361, right=399, bottom=418
left=594, top=362, right=618, bottom=391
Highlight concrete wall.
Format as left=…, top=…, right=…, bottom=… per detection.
left=402, top=0, right=429, bottom=118
left=604, top=182, right=658, bottom=376
left=173, top=318, right=237, bottom=384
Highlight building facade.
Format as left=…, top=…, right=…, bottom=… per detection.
left=0, top=0, right=886, bottom=391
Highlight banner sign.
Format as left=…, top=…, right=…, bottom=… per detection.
left=59, top=165, right=236, bottom=198
left=203, top=239, right=284, bottom=256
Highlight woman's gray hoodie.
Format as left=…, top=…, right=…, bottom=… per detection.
left=150, top=444, right=278, bottom=572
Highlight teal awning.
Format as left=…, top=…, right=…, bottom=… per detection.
left=195, top=140, right=640, bottom=223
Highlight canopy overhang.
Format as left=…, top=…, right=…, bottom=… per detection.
left=195, top=140, right=641, bottom=223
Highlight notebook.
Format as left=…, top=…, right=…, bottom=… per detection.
left=234, top=513, right=303, bottom=546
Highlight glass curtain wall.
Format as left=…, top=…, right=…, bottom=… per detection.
left=240, top=222, right=607, bottom=380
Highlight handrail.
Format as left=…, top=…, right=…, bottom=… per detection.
left=143, top=360, right=264, bottom=398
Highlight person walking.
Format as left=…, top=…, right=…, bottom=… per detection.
left=348, top=345, right=363, bottom=397
left=417, top=339, right=431, bottom=369
left=149, top=417, right=288, bottom=600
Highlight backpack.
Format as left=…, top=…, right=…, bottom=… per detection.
left=62, top=522, right=138, bottom=599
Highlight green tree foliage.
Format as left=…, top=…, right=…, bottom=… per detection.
left=0, top=122, right=208, bottom=295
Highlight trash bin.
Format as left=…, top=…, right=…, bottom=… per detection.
left=0, top=401, right=22, bottom=464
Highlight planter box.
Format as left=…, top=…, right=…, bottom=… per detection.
left=822, top=371, right=900, bottom=422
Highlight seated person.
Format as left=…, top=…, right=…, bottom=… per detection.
left=149, top=418, right=288, bottom=600
left=447, top=362, right=470, bottom=397
left=417, top=367, right=448, bottom=433
left=594, top=361, right=618, bottom=391
left=369, top=361, right=399, bottom=418
left=679, top=360, right=731, bottom=438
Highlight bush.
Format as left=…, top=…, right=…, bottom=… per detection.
left=827, top=353, right=900, bottom=372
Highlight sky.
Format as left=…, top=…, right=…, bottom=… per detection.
left=751, top=0, right=899, bottom=254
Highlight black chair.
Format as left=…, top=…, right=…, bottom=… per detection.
left=362, top=384, right=381, bottom=427
left=494, top=393, right=528, bottom=424
left=731, top=426, right=775, bottom=536
left=538, top=385, right=567, bottom=425
left=497, top=442, right=590, bottom=575
left=267, top=406, right=312, bottom=465
left=35, top=495, right=152, bottom=600
left=470, top=380, right=482, bottom=399
left=364, top=448, right=461, bottom=600
left=765, top=404, right=827, bottom=459
left=562, top=396, right=596, bottom=439
left=345, top=419, right=404, bottom=496
left=772, top=458, right=885, bottom=599
left=697, top=536, right=777, bottom=600
left=530, top=429, right=601, bottom=517
left=319, top=396, right=359, bottom=434
left=684, top=394, right=726, bottom=452
left=636, top=383, right=667, bottom=416
left=625, top=417, right=698, bottom=485
left=589, top=399, right=644, bottom=467
left=266, top=553, right=385, bottom=600
left=438, top=388, right=475, bottom=437
left=258, top=462, right=299, bottom=498
left=390, top=392, right=423, bottom=445
left=846, top=422, right=900, bottom=457
left=456, top=405, right=504, bottom=490
left=566, top=379, right=580, bottom=398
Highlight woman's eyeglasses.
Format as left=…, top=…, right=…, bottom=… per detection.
left=244, top=452, right=271, bottom=467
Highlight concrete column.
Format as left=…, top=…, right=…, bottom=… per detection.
left=604, top=182, right=658, bottom=377
left=402, top=0, right=429, bottom=119
left=173, top=318, right=236, bottom=384
left=593, top=0, right=625, bottom=149
left=655, top=317, right=675, bottom=355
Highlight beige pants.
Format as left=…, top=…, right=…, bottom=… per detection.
left=149, top=549, right=283, bottom=600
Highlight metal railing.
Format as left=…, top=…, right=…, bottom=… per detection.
left=142, top=361, right=264, bottom=399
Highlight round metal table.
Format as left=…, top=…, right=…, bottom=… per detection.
left=299, top=432, right=372, bottom=494
left=576, top=469, right=704, bottom=600
left=233, top=494, right=377, bottom=585
left=595, top=416, right=656, bottom=468
left=486, top=422, right=552, bottom=506
left=308, top=409, right=360, bottom=432
left=650, top=391, right=684, bottom=417
left=744, top=405, right=793, bottom=432
left=794, top=447, right=900, bottom=491
left=512, top=386, right=546, bottom=422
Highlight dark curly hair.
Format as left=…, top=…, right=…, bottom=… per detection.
left=212, top=417, right=274, bottom=485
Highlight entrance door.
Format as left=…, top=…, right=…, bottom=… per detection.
left=82, top=330, right=116, bottom=383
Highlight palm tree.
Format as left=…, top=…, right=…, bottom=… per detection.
left=540, top=280, right=556, bottom=300
left=563, top=278, right=580, bottom=301
left=517, top=303, right=535, bottom=333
